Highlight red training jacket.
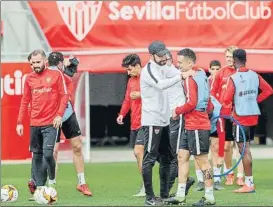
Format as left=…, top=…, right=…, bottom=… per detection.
left=119, top=76, right=141, bottom=130
left=222, top=66, right=273, bottom=126
left=175, top=69, right=213, bottom=130
left=17, top=68, right=69, bottom=126
left=210, top=66, right=236, bottom=157
left=211, top=66, right=236, bottom=112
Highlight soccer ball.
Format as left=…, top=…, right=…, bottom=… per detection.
left=1, top=185, right=19, bottom=202
left=34, top=186, right=58, bottom=205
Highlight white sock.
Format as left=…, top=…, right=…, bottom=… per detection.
left=213, top=167, right=221, bottom=182
left=237, top=172, right=244, bottom=178
left=48, top=179, right=56, bottom=185
left=176, top=183, right=186, bottom=197
left=245, top=176, right=254, bottom=187
left=205, top=186, right=215, bottom=201
left=196, top=170, right=204, bottom=182
left=77, top=173, right=86, bottom=185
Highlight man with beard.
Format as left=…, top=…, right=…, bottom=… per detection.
left=16, top=49, right=69, bottom=190
left=140, top=41, right=183, bottom=206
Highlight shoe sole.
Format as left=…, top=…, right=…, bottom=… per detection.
left=164, top=200, right=186, bottom=206
left=193, top=202, right=216, bottom=206
left=77, top=188, right=92, bottom=196
left=233, top=190, right=255, bottom=193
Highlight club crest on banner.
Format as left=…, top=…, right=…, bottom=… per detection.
left=56, top=1, right=103, bottom=41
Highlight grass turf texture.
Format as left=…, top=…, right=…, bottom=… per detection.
left=1, top=160, right=273, bottom=206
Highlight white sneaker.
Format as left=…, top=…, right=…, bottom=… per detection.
left=133, top=186, right=146, bottom=197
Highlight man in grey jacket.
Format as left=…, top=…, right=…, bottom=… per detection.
left=140, top=41, right=183, bottom=206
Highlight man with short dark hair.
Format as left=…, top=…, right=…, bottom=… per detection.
left=47, top=51, right=92, bottom=196
left=222, top=48, right=273, bottom=193
left=140, top=41, right=183, bottom=206
left=167, top=48, right=216, bottom=206
left=165, top=51, right=195, bottom=195
left=117, top=54, right=145, bottom=197
left=17, top=49, right=69, bottom=190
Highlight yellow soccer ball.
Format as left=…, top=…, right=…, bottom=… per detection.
left=1, top=185, right=19, bottom=202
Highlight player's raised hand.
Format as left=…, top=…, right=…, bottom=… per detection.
left=16, top=124, right=24, bottom=136
left=53, top=116, right=62, bottom=128
left=116, top=115, right=124, bottom=125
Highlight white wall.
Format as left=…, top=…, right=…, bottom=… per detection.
left=1, top=1, right=50, bottom=62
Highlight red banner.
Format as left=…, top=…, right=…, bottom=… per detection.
left=29, top=1, right=273, bottom=50
left=28, top=1, right=273, bottom=73
left=1, top=63, right=32, bottom=160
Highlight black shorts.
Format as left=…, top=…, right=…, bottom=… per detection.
left=142, top=125, right=173, bottom=157
left=233, top=125, right=255, bottom=143
left=129, top=128, right=145, bottom=148
left=169, top=116, right=183, bottom=154
left=30, top=125, right=59, bottom=153
left=179, top=129, right=210, bottom=156
left=56, top=113, right=82, bottom=143
left=210, top=118, right=234, bottom=141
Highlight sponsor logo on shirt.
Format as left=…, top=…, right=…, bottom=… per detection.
left=33, top=88, right=52, bottom=94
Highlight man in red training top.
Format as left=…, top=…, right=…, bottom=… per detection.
left=211, top=46, right=244, bottom=186
left=166, top=48, right=216, bottom=206
left=222, top=48, right=273, bottom=193
left=116, top=54, right=145, bottom=197
left=16, top=50, right=69, bottom=189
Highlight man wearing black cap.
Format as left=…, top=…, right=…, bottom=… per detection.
left=140, top=41, right=183, bottom=205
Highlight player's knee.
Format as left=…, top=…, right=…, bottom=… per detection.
left=43, top=149, right=54, bottom=161
left=33, top=152, right=43, bottom=160
left=212, top=143, right=219, bottom=153
left=70, top=137, right=82, bottom=155
left=72, top=143, right=82, bottom=156
left=134, top=147, right=144, bottom=158
left=177, top=152, right=187, bottom=163
left=224, top=144, right=232, bottom=152
left=195, top=155, right=209, bottom=167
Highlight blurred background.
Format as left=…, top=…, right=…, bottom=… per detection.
left=1, top=1, right=273, bottom=162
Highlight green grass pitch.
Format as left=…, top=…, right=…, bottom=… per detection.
left=1, top=160, right=273, bottom=206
